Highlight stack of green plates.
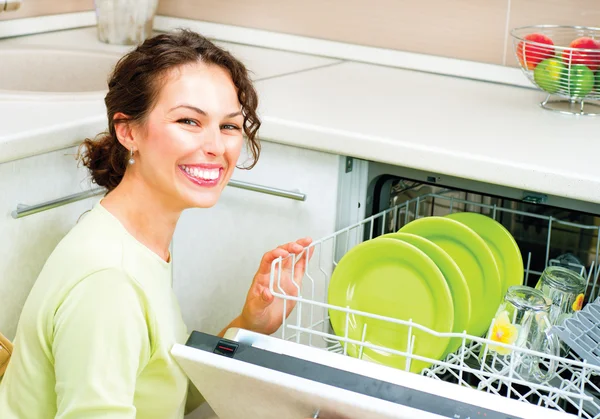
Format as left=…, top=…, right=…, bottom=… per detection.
left=328, top=212, right=523, bottom=374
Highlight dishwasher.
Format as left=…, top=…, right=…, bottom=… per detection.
left=172, top=159, right=600, bottom=419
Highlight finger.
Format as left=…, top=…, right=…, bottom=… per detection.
left=278, top=241, right=305, bottom=254
left=256, top=247, right=290, bottom=275
left=248, top=286, right=274, bottom=314
left=294, top=244, right=315, bottom=265
left=295, top=237, right=312, bottom=247
left=261, top=287, right=274, bottom=304
left=278, top=237, right=312, bottom=253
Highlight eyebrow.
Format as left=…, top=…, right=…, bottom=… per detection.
left=169, top=104, right=242, bottom=118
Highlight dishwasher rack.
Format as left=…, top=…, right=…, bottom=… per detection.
left=269, top=192, right=600, bottom=418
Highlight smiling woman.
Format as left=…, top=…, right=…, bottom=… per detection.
left=0, top=30, right=312, bottom=419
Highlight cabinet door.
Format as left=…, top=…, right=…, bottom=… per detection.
left=0, top=147, right=100, bottom=340
left=173, top=141, right=341, bottom=336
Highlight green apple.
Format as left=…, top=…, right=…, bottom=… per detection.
left=533, top=58, right=566, bottom=94
left=565, top=64, right=595, bottom=98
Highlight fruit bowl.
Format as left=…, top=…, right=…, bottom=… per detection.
left=511, top=25, right=600, bottom=116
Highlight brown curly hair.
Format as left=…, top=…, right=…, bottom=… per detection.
left=79, top=29, right=261, bottom=192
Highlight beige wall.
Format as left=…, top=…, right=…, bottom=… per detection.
left=158, top=0, right=600, bottom=66
left=0, top=0, right=93, bottom=21
left=3, top=0, right=599, bottom=66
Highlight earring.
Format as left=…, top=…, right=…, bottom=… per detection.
left=128, top=148, right=135, bottom=165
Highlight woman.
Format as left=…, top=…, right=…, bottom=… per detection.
left=0, top=30, right=312, bottom=418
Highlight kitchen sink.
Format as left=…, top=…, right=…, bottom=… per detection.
left=0, top=46, right=122, bottom=100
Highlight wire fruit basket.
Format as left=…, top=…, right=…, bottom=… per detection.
left=511, top=25, right=600, bottom=116
left=269, top=192, right=600, bottom=418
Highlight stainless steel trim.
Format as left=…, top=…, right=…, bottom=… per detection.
left=228, top=179, right=306, bottom=201
left=11, top=180, right=305, bottom=219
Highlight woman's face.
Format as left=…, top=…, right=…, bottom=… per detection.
left=131, top=61, right=245, bottom=210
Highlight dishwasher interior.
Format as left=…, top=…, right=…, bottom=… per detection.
left=267, top=160, right=600, bottom=419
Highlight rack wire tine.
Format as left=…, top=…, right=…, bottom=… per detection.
left=594, top=226, right=600, bottom=298
left=305, top=250, right=316, bottom=346
left=525, top=252, right=532, bottom=285
left=544, top=216, right=554, bottom=269
left=405, top=319, right=414, bottom=372
left=590, top=262, right=600, bottom=303
left=358, top=323, right=368, bottom=360
left=585, top=260, right=595, bottom=301
left=343, top=307, right=350, bottom=356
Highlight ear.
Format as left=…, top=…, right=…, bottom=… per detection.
left=113, top=112, right=136, bottom=151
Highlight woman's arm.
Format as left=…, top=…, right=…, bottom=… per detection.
left=52, top=269, right=151, bottom=419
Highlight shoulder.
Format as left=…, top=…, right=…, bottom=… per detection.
left=37, top=205, right=128, bottom=290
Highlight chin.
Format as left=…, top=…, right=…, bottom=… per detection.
left=186, top=194, right=221, bottom=209
left=176, top=170, right=229, bottom=210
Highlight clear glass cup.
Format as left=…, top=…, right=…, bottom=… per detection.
left=536, top=266, right=586, bottom=326
left=481, top=286, right=560, bottom=383
left=94, top=0, right=158, bottom=45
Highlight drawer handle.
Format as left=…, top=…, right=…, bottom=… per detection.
left=11, top=180, right=305, bottom=219
left=11, top=187, right=105, bottom=219
left=228, top=180, right=306, bottom=201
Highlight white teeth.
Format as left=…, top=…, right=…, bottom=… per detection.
left=181, top=165, right=220, bottom=181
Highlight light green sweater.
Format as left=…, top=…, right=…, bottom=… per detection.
left=0, top=202, right=193, bottom=418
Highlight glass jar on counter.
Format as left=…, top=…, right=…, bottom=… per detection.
left=535, top=266, right=586, bottom=327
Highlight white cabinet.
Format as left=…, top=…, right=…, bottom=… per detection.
left=0, top=147, right=100, bottom=340
left=173, top=141, right=342, bottom=336
left=0, top=140, right=344, bottom=345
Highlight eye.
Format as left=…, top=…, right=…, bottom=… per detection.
left=177, top=118, right=199, bottom=126
left=221, top=124, right=241, bottom=131
left=221, top=124, right=240, bottom=131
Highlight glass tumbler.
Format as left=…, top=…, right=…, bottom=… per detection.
left=536, top=266, right=586, bottom=326
left=481, top=286, right=560, bottom=383
left=94, top=0, right=158, bottom=45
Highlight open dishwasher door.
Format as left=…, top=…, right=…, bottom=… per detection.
left=171, top=329, right=575, bottom=419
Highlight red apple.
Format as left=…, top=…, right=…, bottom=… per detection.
left=517, top=33, right=555, bottom=70
left=562, top=37, right=600, bottom=71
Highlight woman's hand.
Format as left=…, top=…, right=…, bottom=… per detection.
left=239, top=237, right=313, bottom=335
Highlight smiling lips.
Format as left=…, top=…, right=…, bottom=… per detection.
left=179, top=164, right=223, bottom=187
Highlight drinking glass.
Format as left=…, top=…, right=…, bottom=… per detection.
left=481, top=286, right=560, bottom=383
left=536, top=266, right=586, bottom=326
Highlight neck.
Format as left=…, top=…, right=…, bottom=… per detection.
left=100, top=171, right=181, bottom=262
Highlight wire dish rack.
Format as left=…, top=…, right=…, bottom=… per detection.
left=511, top=25, right=600, bottom=116
left=269, top=192, right=600, bottom=418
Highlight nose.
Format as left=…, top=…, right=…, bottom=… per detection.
left=200, top=126, right=226, bottom=157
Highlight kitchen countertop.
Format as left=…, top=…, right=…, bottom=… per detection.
left=0, top=27, right=340, bottom=161
left=257, top=62, right=599, bottom=205
left=1, top=27, right=598, bottom=205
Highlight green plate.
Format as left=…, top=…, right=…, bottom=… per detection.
left=446, top=212, right=523, bottom=296
left=380, top=232, right=471, bottom=355
left=328, top=238, right=454, bottom=373
left=400, top=217, right=501, bottom=337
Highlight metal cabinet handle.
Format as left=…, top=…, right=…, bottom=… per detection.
left=11, top=180, right=305, bottom=219
left=228, top=179, right=306, bottom=201
left=11, top=187, right=106, bottom=219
